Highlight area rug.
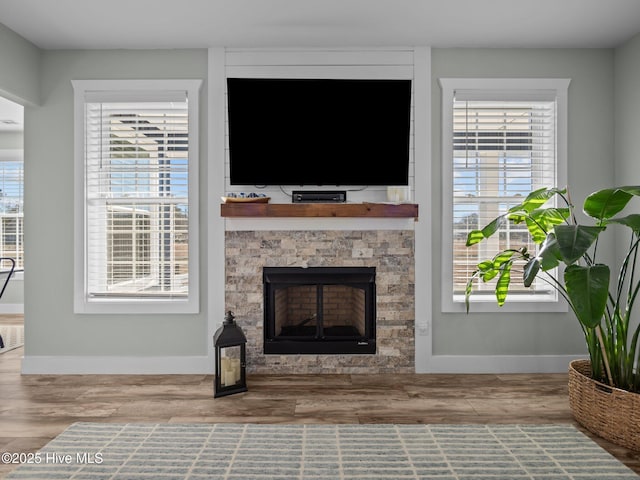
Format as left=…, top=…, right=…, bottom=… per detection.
left=0, top=324, right=23, bottom=353
left=5, top=423, right=639, bottom=479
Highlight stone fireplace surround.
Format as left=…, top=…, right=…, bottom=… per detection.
left=225, top=229, right=415, bottom=374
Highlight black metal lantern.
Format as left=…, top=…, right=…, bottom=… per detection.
left=213, top=311, right=248, bottom=398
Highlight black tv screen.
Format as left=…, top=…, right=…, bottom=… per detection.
left=227, top=78, right=411, bottom=186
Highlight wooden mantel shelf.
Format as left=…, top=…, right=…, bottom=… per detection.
left=220, top=202, right=418, bottom=219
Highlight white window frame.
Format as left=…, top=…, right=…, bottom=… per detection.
left=440, top=78, right=570, bottom=313
left=73, top=79, right=201, bottom=314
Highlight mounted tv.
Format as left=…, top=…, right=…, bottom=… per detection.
left=227, top=78, right=411, bottom=186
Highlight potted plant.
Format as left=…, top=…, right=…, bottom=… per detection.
left=464, top=186, right=640, bottom=450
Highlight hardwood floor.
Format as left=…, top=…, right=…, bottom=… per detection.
left=1, top=344, right=639, bottom=477
left=0, top=314, right=22, bottom=326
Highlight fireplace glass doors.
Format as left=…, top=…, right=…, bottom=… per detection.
left=263, top=267, right=376, bottom=354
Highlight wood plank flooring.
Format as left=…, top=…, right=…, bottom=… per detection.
left=1, top=344, right=639, bottom=477
left=0, top=314, right=22, bottom=326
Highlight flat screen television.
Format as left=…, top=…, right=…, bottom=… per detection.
left=226, top=78, right=412, bottom=186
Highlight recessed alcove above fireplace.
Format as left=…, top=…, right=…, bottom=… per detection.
left=263, top=266, right=376, bottom=355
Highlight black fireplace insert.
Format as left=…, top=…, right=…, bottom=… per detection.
left=263, top=266, right=376, bottom=354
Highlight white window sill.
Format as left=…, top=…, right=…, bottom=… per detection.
left=443, top=295, right=569, bottom=313
left=74, top=297, right=199, bottom=315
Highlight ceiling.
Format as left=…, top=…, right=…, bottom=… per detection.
left=0, top=96, right=22, bottom=132
left=2, top=0, right=640, bottom=129
left=0, top=0, right=640, bottom=50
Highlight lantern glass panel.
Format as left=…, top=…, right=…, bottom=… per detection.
left=219, top=345, right=242, bottom=387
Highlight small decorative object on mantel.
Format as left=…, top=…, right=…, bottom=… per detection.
left=213, top=311, right=248, bottom=398
left=386, top=186, right=411, bottom=203
left=221, top=192, right=270, bottom=203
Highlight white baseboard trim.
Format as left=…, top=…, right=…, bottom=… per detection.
left=21, top=355, right=212, bottom=374
left=20, top=354, right=583, bottom=375
left=417, top=354, right=586, bottom=374
left=0, top=303, right=24, bottom=314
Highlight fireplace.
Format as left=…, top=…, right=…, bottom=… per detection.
left=226, top=229, right=414, bottom=373
left=263, top=266, right=376, bottom=354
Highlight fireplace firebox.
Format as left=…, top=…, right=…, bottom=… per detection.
left=263, top=267, right=376, bottom=354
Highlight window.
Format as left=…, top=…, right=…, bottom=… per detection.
left=0, top=150, right=23, bottom=270
left=73, top=80, right=201, bottom=313
left=440, top=78, right=569, bottom=312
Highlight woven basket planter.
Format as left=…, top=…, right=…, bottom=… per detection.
left=569, top=359, right=640, bottom=451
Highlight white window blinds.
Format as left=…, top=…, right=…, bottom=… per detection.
left=452, top=96, right=557, bottom=298
left=0, top=153, right=24, bottom=269
left=84, top=95, right=190, bottom=299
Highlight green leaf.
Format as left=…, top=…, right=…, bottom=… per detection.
left=465, top=275, right=476, bottom=313
left=524, top=208, right=569, bottom=243
left=495, top=261, right=513, bottom=306
left=536, top=233, right=563, bottom=271
left=508, top=204, right=527, bottom=213
left=482, top=269, right=498, bottom=282
left=536, top=207, right=570, bottom=229
left=523, top=258, right=540, bottom=287
left=525, top=217, right=546, bottom=244
left=507, top=211, right=527, bottom=224
left=477, top=260, right=494, bottom=272
left=470, top=259, right=499, bottom=282
left=519, top=187, right=566, bottom=213
left=466, top=215, right=506, bottom=246
left=554, top=224, right=603, bottom=264
left=480, top=216, right=504, bottom=238
left=493, top=250, right=516, bottom=268
left=564, top=264, right=610, bottom=329
left=606, top=214, right=640, bottom=233
left=583, top=187, right=640, bottom=221
left=466, top=230, right=485, bottom=246
left=619, top=186, right=640, bottom=196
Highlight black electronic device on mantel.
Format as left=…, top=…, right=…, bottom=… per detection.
left=292, top=190, right=347, bottom=203
left=226, top=78, right=412, bottom=186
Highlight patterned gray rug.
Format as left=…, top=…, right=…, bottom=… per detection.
left=0, top=324, right=23, bottom=353
left=5, top=423, right=639, bottom=479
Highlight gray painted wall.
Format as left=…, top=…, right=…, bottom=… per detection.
left=430, top=48, right=615, bottom=356
left=0, top=23, right=39, bottom=106
left=1, top=19, right=638, bottom=368
left=0, top=131, right=22, bottom=149
left=19, top=47, right=622, bottom=361
left=613, top=32, right=640, bottom=338
left=615, top=32, right=640, bottom=185
left=24, top=49, right=208, bottom=356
